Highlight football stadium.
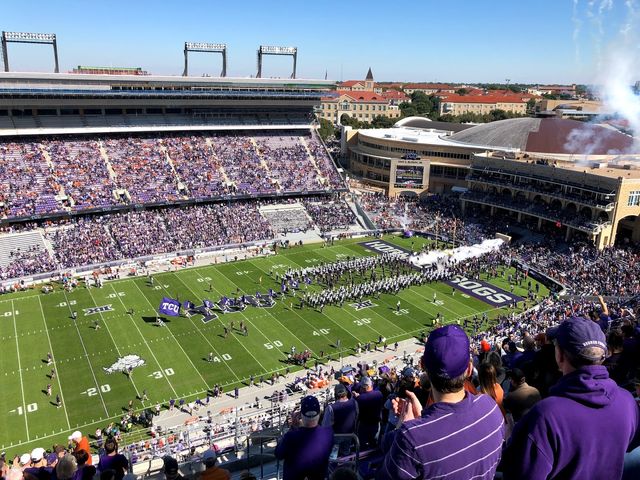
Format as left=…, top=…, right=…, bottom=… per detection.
left=0, top=17, right=639, bottom=480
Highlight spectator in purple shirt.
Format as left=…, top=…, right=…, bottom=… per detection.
left=378, top=325, right=505, bottom=480
left=97, top=439, right=128, bottom=480
left=275, top=395, right=334, bottom=480
left=503, top=317, right=640, bottom=480
left=353, top=376, right=384, bottom=449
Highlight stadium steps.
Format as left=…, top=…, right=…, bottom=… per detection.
left=0, top=231, right=48, bottom=269
left=159, top=141, right=189, bottom=196
left=250, top=138, right=279, bottom=191
left=39, top=144, right=71, bottom=208
left=204, top=137, right=232, bottom=184
left=347, top=196, right=376, bottom=230
left=97, top=141, right=118, bottom=181
left=299, top=136, right=326, bottom=187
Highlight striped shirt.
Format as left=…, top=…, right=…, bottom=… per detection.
left=378, top=392, right=504, bottom=480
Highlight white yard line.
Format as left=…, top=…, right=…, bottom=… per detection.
left=11, top=300, right=30, bottom=441
left=85, top=287, right=141, bottom=400
left=36, top=295, right=71, bottom=430
left=107, top=284, right=178, bottom=398
left=130, top=281, right=210, bottom=391
left=61, top=290, right=110, bottom=416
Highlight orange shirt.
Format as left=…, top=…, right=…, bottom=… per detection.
left=74, top=436, right=92, bottom=465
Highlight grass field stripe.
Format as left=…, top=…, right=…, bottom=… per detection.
left=106, top=284, right=179, bottom=398
left=11, top=300, right=30, bottom=441
left=180, top=269, right=271, bottom=373
left=61, top=290, right=110, bottom=417
left=85, top=286, right=142, bottom=402
left=247, top=256, right=368, bottom=345
left=215, top=261, right=316, bottom=355
left=130, top=280, right=210, bottom=391
left=168, top=273, right=243, bottom=382
left=36, top=295, right=71, bottom=430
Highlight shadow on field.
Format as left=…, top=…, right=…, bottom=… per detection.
left=142, top=316, right=171, bottom=326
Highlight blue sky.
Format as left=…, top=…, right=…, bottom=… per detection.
left=0, top=0, right=636, bottom=84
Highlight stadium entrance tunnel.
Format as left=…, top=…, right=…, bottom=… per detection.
left=615, top=215, right=640, bottom=245
left=398, top=190, right=418, bottom=198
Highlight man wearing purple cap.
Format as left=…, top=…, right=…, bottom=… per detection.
left=503, top=317, right=640, bottom=480
left=378, top=325, right=504, bottom=480
left=275, top=395, right=334, bottom=480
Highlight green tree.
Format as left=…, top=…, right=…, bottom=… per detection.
left=455, top=88, right=468, bottom=95
left=399, top=102, right=418, bottom=117
left=488, top=109, right=509, bottom=121
left=371, top=115, right=395, bottom=128
left=526, top=98, right=537, bottom=112
left=318, top=118, right=335, bottom=141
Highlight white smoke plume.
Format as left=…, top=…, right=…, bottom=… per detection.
left=569, top=0, right=640, bottom=156
left=596, top=0, right=640, bottom=152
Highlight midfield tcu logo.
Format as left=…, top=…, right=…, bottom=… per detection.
left=103, top=354, right=145, bottom=374
left=447, top=275, right=522, bottom=306
left=83, top=305, right=114, bottom=316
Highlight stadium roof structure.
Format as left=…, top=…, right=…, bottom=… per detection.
left=448, top=117, right=635, bottom=155
left=357, top=125, right=508, bottom=151
left=0, top=71, right=335, bottom=89
left=394, top=116, right=473, bottom=133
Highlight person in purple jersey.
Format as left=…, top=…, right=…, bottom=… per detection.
left=275, top=395, right=334, bottom=480
left=503, top=317, right=640, bottom=480
left=378, top=325, right=505, bottom=480
left=353, top=376, right=384, bottom=449
left=97, top=439, right=128, bottom=480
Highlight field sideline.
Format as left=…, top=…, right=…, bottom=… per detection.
left=0, top=235, right=548, bottom=454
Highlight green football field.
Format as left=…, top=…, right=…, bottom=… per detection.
left=0, top=235, right=548, bottom=455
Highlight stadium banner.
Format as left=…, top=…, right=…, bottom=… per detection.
left=158, top=297, right=181, bottom=317
left=444, top=275, right=523, bottom=307
left=358, top=240, right=412, bottom=259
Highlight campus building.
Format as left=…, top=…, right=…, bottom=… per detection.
left=319, top=68, right=408, bottom=124
left=344, top=116, right=640, bottom=247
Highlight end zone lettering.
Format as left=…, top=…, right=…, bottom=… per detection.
left=446, top=275, right=523, bottom=307
left=359, top=240, right=412, bottom=258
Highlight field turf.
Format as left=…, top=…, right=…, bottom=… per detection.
left=0, top=235, right=547, bottom=454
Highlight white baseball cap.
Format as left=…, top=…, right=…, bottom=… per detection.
left=19, top=453, right=31, bottom=465
left=30, top=448, right=45, bottom=462
left=68, top=431, right=82, bottom=441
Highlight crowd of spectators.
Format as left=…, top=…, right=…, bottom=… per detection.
left=359, top=193, right=485, bottom=244
left=302, top=199, right=356, bottom=233
left=0, top=195, right=360, bottom=277
left=0, top=141, right=59, bottom=218
left=512, top=241, right=640, bottom=296
left=0, top=131, right=345, bottom=220
left=462, top=190, right=607, bottom=231
left=0, top=244, right=57, bottom=280
left=46, top=202, right=275, bottom=268
left=43, top=139, right=116, bottom=211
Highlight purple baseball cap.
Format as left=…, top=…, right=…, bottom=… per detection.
left=547, top=317, right=607, bottom=361
left=423, top=325, right=470, bottom=379
left=300, top=395, right=320, bottom=418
